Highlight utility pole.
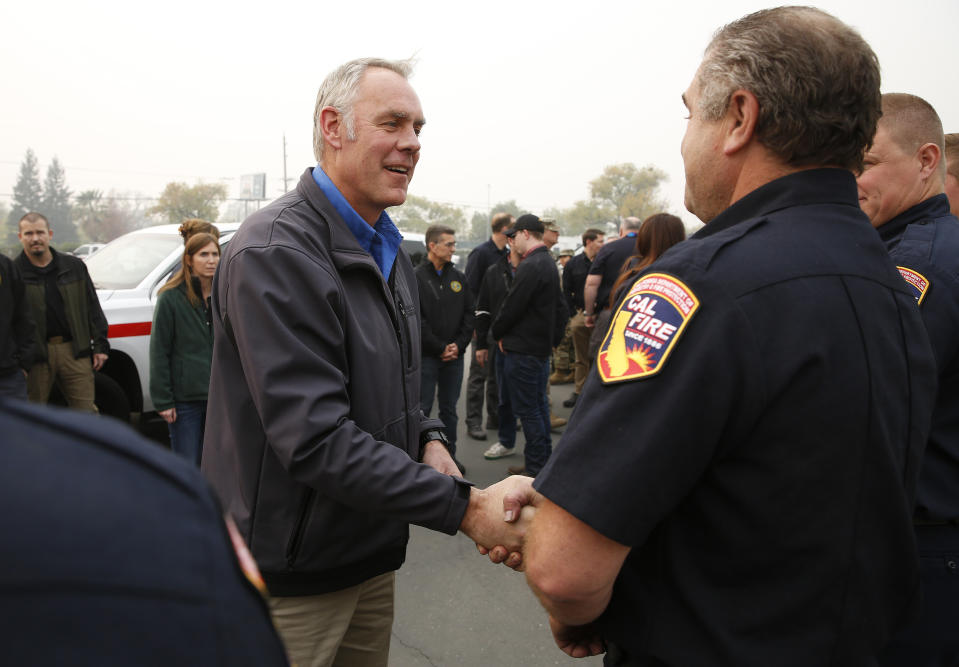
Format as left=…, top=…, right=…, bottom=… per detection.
left=282, top=134, right=290, bottom=193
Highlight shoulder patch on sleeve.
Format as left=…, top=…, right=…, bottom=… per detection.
left=597, top=273, right=700, bottom=384
left=897, top=266, right=930, bottom=305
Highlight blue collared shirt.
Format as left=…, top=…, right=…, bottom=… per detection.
left=312, top=166, right=403, bottom=280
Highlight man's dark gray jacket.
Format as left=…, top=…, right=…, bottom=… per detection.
left=203, top=168, right=472, bottom=596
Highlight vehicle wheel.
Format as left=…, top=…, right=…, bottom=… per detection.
left=95, top=373, right=131, bottom=423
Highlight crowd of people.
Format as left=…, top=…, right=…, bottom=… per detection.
left=2, top=4, right=959, bottom=665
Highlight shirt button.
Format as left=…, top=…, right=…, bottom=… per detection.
left=947, top=560, right=957, bottom=572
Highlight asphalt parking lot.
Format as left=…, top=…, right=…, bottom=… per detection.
left=141, top=352, right=601, bottom=665
left=389, top=361, right=602, bottom=666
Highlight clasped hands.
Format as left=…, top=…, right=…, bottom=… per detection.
left=460, top=475, right=539, bottom=570
left=440, top=343, right=458, bottom=362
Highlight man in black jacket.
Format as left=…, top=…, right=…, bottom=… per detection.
left=203, top=57, right=532, bottom=667
left=16, top=212, right=109, bottom=412
left=490, top=214, right=568, bottom=476
left=416, top=224, right=474, bottom=473
left=464, top=212, right=511, bottom=440
left=0, top=254, right=34, bottom=399
left=476, top=245, right=519, bottom=460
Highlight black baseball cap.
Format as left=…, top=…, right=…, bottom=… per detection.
left=505, top=213, right=544, bottom=237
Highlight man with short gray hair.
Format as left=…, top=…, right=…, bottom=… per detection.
left=521, top=8, right=936, bottom=663
left=203, top=57, right=532, bottom=667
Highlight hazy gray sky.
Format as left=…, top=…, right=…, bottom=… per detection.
left=4, top=0, right=957, bottom=228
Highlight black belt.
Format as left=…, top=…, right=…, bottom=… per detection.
left=47, top=335, right=71, bottom=344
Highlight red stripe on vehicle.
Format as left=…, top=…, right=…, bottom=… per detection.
left=108, top=322, right=152, bottom=338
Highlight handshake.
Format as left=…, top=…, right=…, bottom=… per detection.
left=459, top=475, right=540, bottom=570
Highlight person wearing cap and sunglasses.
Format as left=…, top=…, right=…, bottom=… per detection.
left=487, top=214, right=568, bottom=476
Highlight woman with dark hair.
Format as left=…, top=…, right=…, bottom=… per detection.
left=590, top=214, right=687, bottom=359
left=149, top=224, right=220, bottom=465
left=609, top=213, right=687, bottom=307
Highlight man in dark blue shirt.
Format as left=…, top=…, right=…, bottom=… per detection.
left=857, top=92, right=959, bottom=666
left=521, top=8, right=937, bottom=665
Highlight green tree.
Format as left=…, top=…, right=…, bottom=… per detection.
left=468, top=210, right=489, bottom=241
left=42, top=156, right=77, bottom=243
left=589, top=163, right=669, bottom=219
left=390, top=195, right=467, bottom=234
left=490, top=200, right=522, bottom=218
left=543, top=200, right=616, bottom=237
left=148, top=182, right=228, bottom=224
left=100, top=197, right=142, bottom=240
left=75, top=190, right=106, bottom=241
left=7, top=148, right=44, bottom=245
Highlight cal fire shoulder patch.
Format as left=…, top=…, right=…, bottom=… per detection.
left=597, top=272, right=699, bottom=384
left=897, top=266, right=929, bottom=305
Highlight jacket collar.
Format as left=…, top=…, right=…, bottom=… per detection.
left=296, top=168, right=388, bottom=276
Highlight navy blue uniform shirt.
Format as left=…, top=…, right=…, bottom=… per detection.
left=0, top=398, right=288, bottom=666
left=588, top=233, right=636, bottom=311
left=878, top=193, right=959, bottom=521
left=536, top=169, right=937, bottom=666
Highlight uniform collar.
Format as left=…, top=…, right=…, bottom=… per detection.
left=694, top=168, right=863, bottom=240
left=876, top=194, right=952, bottom=244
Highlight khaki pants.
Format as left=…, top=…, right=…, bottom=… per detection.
left=269, top=571, right=394, bottom=667
left=570, top=310, right=592, bottom=394
left=27, top=339, right=97, bottom=412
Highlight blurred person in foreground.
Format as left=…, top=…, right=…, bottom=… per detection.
left=519, top=7, right=937, bottom=664
left=856, top=93, right=959, bottom=666
left=149, top=221, right=220, bottom=466
left=202, top=57, right=531, bottom=667
left=0, top=397, right=288, bottom=666
left=16, top=211, right=109, bottom=412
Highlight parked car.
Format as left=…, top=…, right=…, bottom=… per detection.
left=85, top=222, right=427, bottom=427
left=71, top=243, right=105, bottom=260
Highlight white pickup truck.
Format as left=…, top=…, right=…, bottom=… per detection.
left=86, top=222, right=427, bottom=427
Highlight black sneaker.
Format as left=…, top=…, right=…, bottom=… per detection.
left=562, top=393, right=579, bottom=408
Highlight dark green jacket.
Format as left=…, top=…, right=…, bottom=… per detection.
left=15, top=248, right=109, bottom=363
left=149, top=281, right=213, bottom=411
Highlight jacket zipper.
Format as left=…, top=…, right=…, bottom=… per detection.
left=395, top=292, right=414, bottom=371
left=285, top=488, right=315, bottom=568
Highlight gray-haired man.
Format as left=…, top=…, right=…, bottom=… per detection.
left=203, top=58, right=531, bottom=667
